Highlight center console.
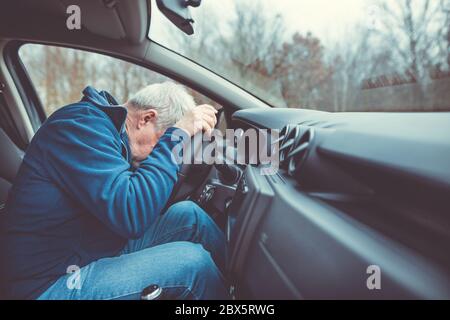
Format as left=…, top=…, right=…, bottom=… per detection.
left=226, top=165, right=274, bottom=277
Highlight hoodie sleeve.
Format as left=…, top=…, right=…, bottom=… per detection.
left=42, top=109, right=184, bottom=239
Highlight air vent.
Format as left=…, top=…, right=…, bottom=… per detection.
left=276, top=124, right=297, bottom=168
left=272, top=125, right=287, bottom=166
left=287, top=127, right=314, bottom=177
left=274, top=124, right=314, bottom=173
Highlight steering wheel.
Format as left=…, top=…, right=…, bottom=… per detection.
left=166, top=133, right=214, bottom=205
left=165, top=109, right=237, bottom=205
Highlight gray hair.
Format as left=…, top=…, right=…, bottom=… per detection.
left=127, top=82, right=195, bottom=130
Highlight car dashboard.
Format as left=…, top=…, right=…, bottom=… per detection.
left=214, top=107, right=450, bottom=299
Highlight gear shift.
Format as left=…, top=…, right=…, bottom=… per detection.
left=215, top=163, right=242, bottom=186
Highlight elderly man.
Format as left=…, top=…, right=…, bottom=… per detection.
left=1, top=83, right=227, bottom=300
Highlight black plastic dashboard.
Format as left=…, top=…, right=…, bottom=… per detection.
left=226, top=108, right=450, bottom=299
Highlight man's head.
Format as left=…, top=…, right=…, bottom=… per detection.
left=124, top=82, right=195, bottom=166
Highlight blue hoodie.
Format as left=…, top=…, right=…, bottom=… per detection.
left=1, top=86, right=185, bottom=299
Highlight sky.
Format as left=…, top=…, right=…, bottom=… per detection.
left=268, top=0, right=373, bottom=43
left=150, top=0, right=376, bottom=47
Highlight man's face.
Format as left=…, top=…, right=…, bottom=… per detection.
left=126, top=108, right=165, bottom=167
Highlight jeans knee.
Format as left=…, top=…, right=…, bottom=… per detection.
left=165, top=202, right=225, bottom=271
left=166, top=201, right=211, bottom=226
left=179, top=243, right=218, bottom=276
left=174, top=242, right=227, bottom=299
left=167, top=200, right=199, bottom=214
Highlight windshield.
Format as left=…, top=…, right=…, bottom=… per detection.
left=149, top=0, right=450, bottom=112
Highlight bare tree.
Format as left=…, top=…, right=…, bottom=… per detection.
left=324, top=23, right=395, bottom=111
left=375, top=0, right=448, bottom=79
left=20, top=43, right=219, bottom=115
left=438, top=0, right=450, bottom=67
left=271, top=32, right=332, bottom=109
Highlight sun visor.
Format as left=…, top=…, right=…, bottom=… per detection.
left=58, top=0, right=149, bottom=44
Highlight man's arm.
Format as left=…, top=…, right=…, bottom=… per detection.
left=42, top=111, right=182, bottom=239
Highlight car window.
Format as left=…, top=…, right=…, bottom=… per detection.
left=19, top=44, right=222, bottom=117
left=149, top=0, right=450, bottom=112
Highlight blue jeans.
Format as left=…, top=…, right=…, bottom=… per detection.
left=38, top=201, right=228, bottom=300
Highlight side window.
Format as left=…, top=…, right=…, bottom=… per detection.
left=18, top=44, right=222, bottom=121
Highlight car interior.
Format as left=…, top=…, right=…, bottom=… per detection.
left=0, top=128, right=23, bottom=213
left=0, top=0, right=450, bottom=299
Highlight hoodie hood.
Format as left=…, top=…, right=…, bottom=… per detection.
left=81, top=86, right=127, bottom=132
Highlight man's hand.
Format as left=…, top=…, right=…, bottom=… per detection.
left=174, top=104, right=218, bottom=136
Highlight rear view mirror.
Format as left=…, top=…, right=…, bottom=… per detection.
left=156, top=0, right=202, bottom=35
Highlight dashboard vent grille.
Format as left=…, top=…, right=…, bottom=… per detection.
left=276, top=124, right=296, bottom=168
left=287, top=127, right=314, bottom=177
left=275, top=124, right=314, bottom=176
